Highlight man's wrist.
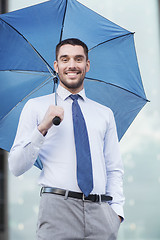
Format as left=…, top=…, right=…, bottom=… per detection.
left=38, top=125, right=48, bottom=136
left=118, top=216, right=123, bottom=223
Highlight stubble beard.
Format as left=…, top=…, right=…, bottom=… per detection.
left=58, top=69, right=86, bottom=91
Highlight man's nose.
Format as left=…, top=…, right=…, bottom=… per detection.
left=68, top=58, right=76, bottom=68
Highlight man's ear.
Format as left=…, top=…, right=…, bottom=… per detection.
left=54, top=61, right=58, bottom=73
left=86, top=59, right=90, bottom=73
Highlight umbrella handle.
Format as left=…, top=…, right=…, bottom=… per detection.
left=52, top=76, right=61, bottom=126
left=52, top=116, right=61, bottom=125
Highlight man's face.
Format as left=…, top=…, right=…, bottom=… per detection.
left=54, top=44, right=90, bottom=93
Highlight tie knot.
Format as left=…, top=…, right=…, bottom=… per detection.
left=70, top=94, right=79, bottom=101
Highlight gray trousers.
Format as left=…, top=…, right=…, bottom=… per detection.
left=36, top=193, right=120, bottom=240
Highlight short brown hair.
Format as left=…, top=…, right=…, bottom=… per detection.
left=56, top=38, right=88, bottom=60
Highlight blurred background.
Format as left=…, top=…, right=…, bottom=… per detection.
left=0, top=0, right=160, bottom=239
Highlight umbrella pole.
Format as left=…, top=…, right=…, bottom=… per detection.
left=52, top=76, right=61, bottom=126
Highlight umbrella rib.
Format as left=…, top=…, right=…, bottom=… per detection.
left=0, top=69, right=51, bottom=74
left=0, top=69, right=51, bottom=76
left=59, top=0, right=68, bottom=42
left=0, top=17, right=56, bottom=75
left=85, top=77, right=149, bottom=102
left=0, top=76, right=53, bottom=123
left=88, top=32, right=134, bottom=52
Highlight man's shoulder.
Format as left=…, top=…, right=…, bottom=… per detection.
left=86, top=97, right=113, bottom=114
left=22, top=94, right=55, bottom=114
left=26, top=93, right=55, bottom=106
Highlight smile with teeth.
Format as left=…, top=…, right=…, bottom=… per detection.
left=66, top=71, right=81, bottom=76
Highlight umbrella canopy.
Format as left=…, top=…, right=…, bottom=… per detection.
left=0, top=0, right=148, bottom=165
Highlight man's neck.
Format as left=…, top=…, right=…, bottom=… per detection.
left=59, top=82, right=83, bottom=94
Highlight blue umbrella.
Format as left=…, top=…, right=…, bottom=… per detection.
left=0, top=0, right=148, bottom=169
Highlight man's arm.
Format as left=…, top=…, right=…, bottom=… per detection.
left=8, top=99, right=44, bottom=176
left=8, top=99, right=64, bottom=176
left=104, top=109, right=125, bottom=221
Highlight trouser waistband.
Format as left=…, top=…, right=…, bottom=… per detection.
left=40, top=187, right=112, bottom=202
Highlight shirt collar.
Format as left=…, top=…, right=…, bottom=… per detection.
left=57, top=84, right=87, bottom=101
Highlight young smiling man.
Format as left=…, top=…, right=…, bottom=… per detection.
left=9, top=38, right=124, bottom=240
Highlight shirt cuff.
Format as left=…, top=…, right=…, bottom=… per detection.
left=31, top=127, right=46, bottom=148
left=110, top=203, right=124, bottom=222
left=23, top=127, right=45, bottom=149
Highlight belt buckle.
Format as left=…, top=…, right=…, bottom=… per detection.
left=82, top=194, right=99, bottom=202
left=82, top=194, right=87, bottom=201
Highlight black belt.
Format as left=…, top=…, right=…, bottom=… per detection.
left=40, top=187, right=112, bottom=202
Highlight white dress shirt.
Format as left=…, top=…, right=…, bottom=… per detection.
left=8, top=85, right=125, bottom=218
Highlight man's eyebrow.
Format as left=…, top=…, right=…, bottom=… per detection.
left=59, top=55, right=68, bottom=59
left=59, top=54, right=85, bottom=59
left=75, top=55, right=85, bottom=58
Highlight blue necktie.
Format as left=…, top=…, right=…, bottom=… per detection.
left=70, top=94, right=93, bottom=197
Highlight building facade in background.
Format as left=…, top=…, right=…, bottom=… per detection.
left=0, top=2, right=8, bottom=240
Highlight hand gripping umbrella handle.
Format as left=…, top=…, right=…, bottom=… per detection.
left=52, top=76, right=61, bottom=126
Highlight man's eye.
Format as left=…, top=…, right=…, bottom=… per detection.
left=62, top=58, right=68, bottom=62
left=76, top=58, right=82, bottom=62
